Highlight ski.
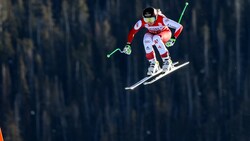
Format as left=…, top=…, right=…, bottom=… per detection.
left=143, top=62, right=189, bottom=85
left=125, top=69, right=163, bottom=90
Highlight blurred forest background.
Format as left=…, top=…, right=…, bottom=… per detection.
left=0, top=0, right=250, bottom=141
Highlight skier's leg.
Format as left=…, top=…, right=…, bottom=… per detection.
left=153, top=30, right=173, bottom=71
left=143, top=33, right=160, bottom=75
left=143, top=33, right=155, bottom=60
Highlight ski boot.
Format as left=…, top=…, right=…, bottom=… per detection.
left=147, top=60, right=160, bottom=75
left=162, top=57, right=173, bottom=72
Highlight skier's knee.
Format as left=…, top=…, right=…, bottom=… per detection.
left=144, top=39, right=153, bottom=44
left=143, top=38, right=154, bottom=47
left=153, top=35, right=161, bottom=44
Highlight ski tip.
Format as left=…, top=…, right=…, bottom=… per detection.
left=125, top=87, right=132, bottom=90
left=178, top=61, right=189, bottom=66
left=143, top=82, right=150, bottom=85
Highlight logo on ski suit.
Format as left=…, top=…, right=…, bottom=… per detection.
left=134, top=20, right=142, bottom=30
left=145, top=23, right=165, bottom=34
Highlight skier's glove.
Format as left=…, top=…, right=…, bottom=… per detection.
left=123, top=44, right=132, bottom=55
left=166, top=38, right=176, bottom=47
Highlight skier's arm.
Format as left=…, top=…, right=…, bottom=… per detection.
left=123, top=20, right=143, bottom=55
left=163, top=17, right=183, bottom=38
left=127, top=20, right=143, bottom=44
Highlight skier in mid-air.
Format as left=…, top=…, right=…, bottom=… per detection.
left=123, top=6, right=183, bottom=75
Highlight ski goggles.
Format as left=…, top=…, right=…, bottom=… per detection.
left=143, top=17, right=156, bottom=23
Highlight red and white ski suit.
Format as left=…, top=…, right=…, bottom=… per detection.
left=127, top=13, right=183, bottom=61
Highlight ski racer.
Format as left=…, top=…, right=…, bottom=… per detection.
left=123, top=7, right=183, bottom=75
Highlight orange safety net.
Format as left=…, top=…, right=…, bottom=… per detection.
left=0, top=128, right=4, bottom=141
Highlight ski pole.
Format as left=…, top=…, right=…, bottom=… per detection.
left=166, top=2, right=188, bottom=47
left=106, top=48, right=124, bottom=58
left=178, top=2, right=189, bottom=23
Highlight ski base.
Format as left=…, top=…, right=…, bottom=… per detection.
left=143, top=62, right=189, bottom=85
